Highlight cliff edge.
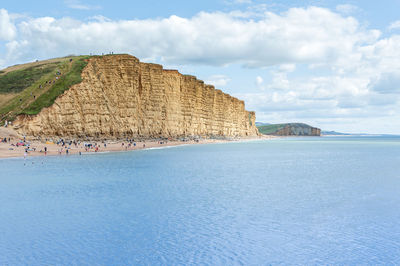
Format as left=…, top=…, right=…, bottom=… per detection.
left=11, top=54, right=259, bottom=139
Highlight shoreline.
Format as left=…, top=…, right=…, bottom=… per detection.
left=0, top=134, right=275, bottom=160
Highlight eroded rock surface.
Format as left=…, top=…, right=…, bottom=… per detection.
left=14, top=55, right=259, bottom=139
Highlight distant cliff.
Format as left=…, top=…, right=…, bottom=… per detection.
left=11, top=54, right=259, bottom=139
left=257, top=123, right=321, bottom=136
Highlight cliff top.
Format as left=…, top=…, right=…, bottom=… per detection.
left=0, top=54, right=249, bottom=124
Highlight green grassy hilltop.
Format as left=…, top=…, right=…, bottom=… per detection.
left=257, top=123, right=321, bottom=136
left=0, top=56, right=89, bottom=123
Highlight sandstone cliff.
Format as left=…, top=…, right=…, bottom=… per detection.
left=13, top=54, right=259, bottom=139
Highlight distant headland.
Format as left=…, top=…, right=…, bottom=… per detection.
left=256, top=123, right=321, bottom=136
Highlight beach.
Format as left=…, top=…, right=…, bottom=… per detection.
left=0, top=127, right=272, bottom=159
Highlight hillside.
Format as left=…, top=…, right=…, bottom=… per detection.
left=0, top=56, right=88, bottom=123
left=257, top=123, right=321, bottom=136
left=1, top=54, right=259, bottom=139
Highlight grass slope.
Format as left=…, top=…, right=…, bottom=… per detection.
left=21, top=58, right=88, bottom=115
left=0, top=56, right=89, bottom=122
left=0, top=64, right=58, bottom=93
left=257, top=124, right=287, bottom=135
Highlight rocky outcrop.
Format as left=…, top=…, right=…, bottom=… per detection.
left=14, top=54, right=258, bottom=139
left=257, top=123, right=321, bottom=136
left=274, top=124, right=321, bottom=136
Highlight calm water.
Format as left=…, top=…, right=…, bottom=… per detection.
left=1, top=136, right=400, bottom=264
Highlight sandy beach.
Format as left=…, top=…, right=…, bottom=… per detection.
left=0, top=127, right=273, bottom=159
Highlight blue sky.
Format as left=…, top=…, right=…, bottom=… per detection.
left=1, top=0, right=400, bottom=133
left=2, top=0, right=400, bottom=24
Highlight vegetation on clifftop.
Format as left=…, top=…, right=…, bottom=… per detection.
left=257, top=123, right=288, bottom=135
left=0, top=56, right=89, bottom=122
left=0, top=64, right=58, bottom=94
left=257, top=123, right=320, bottom=135
left=21, top=58, right=88, bottom=115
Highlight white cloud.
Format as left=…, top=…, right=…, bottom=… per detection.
left=368, top=72, right=400, bottom=94
left=204, top=75, right=231, bottom=87
left=88, top=15, right=111, bottom=22
left=256, top=76, right=263, bottom=86
left=0, top=9, right=16, bottom=41
left=64, top=0, right=100, bottom=10
left=389, top=20, right=400, bottom=30
left=279, top=64, right=296, bottom=72
left=0, top=6, right=381, bottom=69
left=234, top=0, right=252, bottom=3
left=1, top=6, right=400, bottom=133
left=225, top=0, right=252, bottom=5
left=336, top=4, right=359, bottom=14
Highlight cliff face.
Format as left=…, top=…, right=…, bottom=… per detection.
left=274, top=124, right=321, bottom=136
left=14, top=55, right=258, bottom=139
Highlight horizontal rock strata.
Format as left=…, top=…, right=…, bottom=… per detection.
left=14, top=54, right=259, bottom=139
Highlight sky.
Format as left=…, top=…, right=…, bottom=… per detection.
left=1, top=0, right=400, bottom=133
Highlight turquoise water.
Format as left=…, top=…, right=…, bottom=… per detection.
left=1, top=136, right=400, bottom=264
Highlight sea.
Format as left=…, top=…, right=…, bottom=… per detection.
left=1, top=136, right=400, bottom=264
